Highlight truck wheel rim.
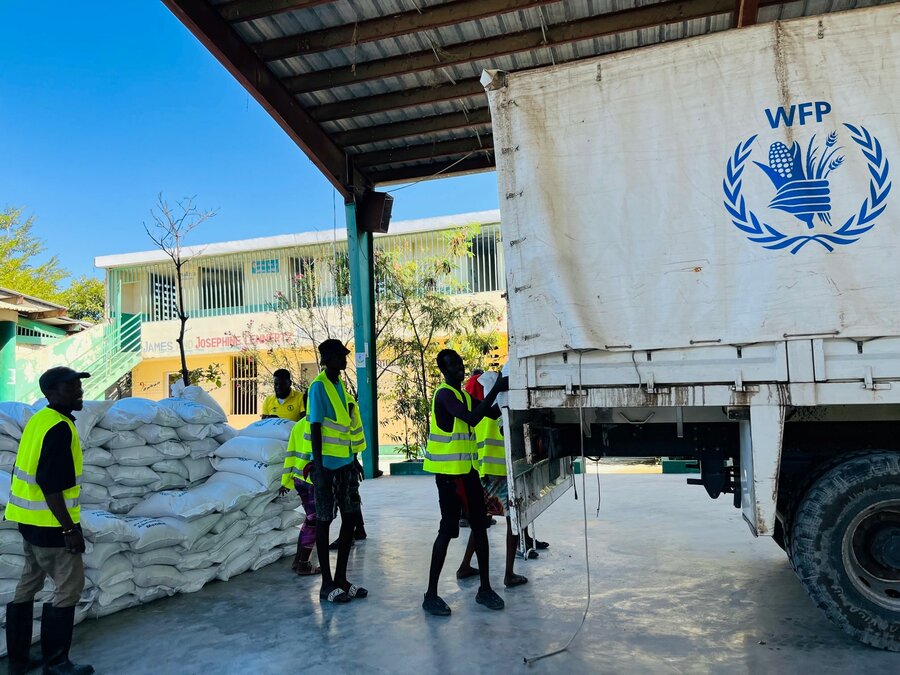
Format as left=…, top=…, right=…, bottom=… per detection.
left=842, top=498, right=900, bottom=612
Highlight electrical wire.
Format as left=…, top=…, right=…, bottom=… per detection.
left=524, top=350, right=594, bottom=665
left=385, top=151, right=478, bottom=194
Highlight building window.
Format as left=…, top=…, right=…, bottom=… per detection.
left=232, top=355, right=257, bottom=415
left=289, top=256, right=318, bottom=307
left=201, top=266, right=244, bottom=311
left=468, top=233, right=500, bottom=293
left=150, top=273, right=178, bottom=321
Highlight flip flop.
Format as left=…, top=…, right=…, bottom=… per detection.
left=296, top=562, right=321, bottom=576
left=320, top=587, right=351, bottom=603
left=456, top=566, right=480, bottom=580
left=345, top=583, right=368, bottom=599
left=504, top=574, right=529, bottom=588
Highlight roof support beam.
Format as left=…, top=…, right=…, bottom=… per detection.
left=285, top=0, right=742, bottom=93
left=218, top=0, right=334, bottom=24
left=305, top=79, right=485, bottom=121
left=333, top=107, right=491, bottom=147
left=163, top=0, right=360, bottom=196
left=733, top=0, right=760, bottom=27
left=353, top=135, right=494, bottom=167
left=256, top=0, right=559, bottom=61
left=371, top=154, right=496, bottom=185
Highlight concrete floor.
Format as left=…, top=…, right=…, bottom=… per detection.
left=54, top=474, right=897, bottom=674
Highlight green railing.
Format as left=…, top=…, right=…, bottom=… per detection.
left=16, top=314, right=143, bottom=403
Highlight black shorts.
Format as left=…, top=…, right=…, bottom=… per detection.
left=312, top=463, right=361, bottom=523
left=435, top=468, right=488, bottom=539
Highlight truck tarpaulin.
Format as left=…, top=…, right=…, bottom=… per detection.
left=486, top=6, right=900, bottom=359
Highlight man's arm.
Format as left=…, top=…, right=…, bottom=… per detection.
left=35, top=423, right=85, bottom=553
left=437, top=376, right=507, bottom=428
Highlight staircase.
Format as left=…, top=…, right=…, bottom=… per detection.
left=16, top=314, right=143, bottom=403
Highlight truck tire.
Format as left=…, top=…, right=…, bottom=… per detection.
left=789, top=452, right=900, bottom=650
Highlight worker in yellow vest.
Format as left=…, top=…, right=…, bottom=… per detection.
left=278, top=391, right=320, bottom=576
left=261, top=368, right=306, bottom=421
left=457, top=412, right=529, bottom=588
left=308, top=339, right=368, bottom=604
left=422, top=349, right=508, bottom=616
left=5, top=367, right=94, bottom=675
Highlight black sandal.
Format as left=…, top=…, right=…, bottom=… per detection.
left=320, top=586, right=351, bottom=603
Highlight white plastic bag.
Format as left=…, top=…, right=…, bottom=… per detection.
left=238, top=418, right=295, bottom=442
left=214, top=436, right=287, bottom=464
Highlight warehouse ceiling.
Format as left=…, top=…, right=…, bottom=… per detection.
left=162, top=0, right=891, bottom=197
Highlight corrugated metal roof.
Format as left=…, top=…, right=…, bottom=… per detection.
left=168, top=0, right=898, bottom=190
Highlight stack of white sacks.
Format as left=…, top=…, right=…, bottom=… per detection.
left=0, top=390, right=303, bottom=654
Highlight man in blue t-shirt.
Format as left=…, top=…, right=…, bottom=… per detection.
left=308, top=339, right=368, bottom=603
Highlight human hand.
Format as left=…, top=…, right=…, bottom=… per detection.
left=303, top=463, right=313, bottom=481
left=278, top=486, right=289, bottom=497
left=491, top=374, right=509, bottom=393
left=353, top=458, right=365, bottom=481
left=64, top=529, right=86, bottom=555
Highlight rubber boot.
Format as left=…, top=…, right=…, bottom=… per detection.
left=6, top=601, right=40, bottom=675
left=40, top=603, right=94, bottom=675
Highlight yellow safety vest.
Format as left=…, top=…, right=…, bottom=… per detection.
left=349, top=403, right=366, bottom=456
left=6, top=408, right=82, bottom=527
left=423, top=384, right=477, bottom=475
left=311, top=371, right=356, bottom=460
left=476, top=416, right=506, bottom=478
left=282, top=417, right=312, bottom=488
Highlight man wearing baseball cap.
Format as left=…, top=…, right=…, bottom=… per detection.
left=5, top=367, right=94, bottom=675
left=307, top=339, right=368, bottom=603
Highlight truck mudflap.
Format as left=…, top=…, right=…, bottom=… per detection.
left=739, top=405, right=785, bottom=537
left=502, top=408, right=574, bottom=535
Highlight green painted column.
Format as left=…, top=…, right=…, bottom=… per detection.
left=346, top=198, right=379, bottom=479
left=0, top=311, right=17, bottom=401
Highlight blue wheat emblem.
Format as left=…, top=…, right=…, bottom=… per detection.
left=754, top=133, right=844, bottom=228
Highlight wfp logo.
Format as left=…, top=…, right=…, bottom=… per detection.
left=723, top=101, right=892, bottom=254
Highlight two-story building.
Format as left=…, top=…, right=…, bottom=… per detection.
left=95, top=210, right=507, bottom=437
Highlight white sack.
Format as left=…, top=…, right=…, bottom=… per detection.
left=162, top=513, right=221, bottom=550
left=103, top=431, right=146, bottom=450
left=97, top=580, right=136, bottom=607
left=108, top=498, right=142, bottom=515
left=103, top=399, right=183, bottom=429
left=214, top=436, right=287, bottom=464
left=129, top=547, right=183, bottom=568
left=0, top=452, right=15, bottom=472
left=127, top=517, right=188, bottom=552
left=182, top=458, right=214, bottom=483
left=107, top=484, right=148, bottom=499
left=151, top=473, right=189, bottom=491
left=0, top=530, right=21, bottom=555
left=204, top=472, right=266, bottom=511
left=85, top=553, right=132, bottom=587
left=179, top=385, right=227, bottom=420
left=0, top=471, right=10, bottom=505
left=0, top=403, right=34, bottom=433
left=280, top=508, right=304, bottom=530
left=211, top=537, right=253, bottom=566
left=217, top=550, right=256, bottom=581
left=82, top=466, right=113, bottom=487
left=214, top=426, right=237, bottom=445
left=243, top=492, right=276, bottom=518
left=154, top=441, right=190, bottom=459
left=135, top=586, right=171, bottom=603
left=87, top=594, right=139, bottom=618
left=209, top=510, right=243, bottom=535
left=194, top=520, right=249, bottom=557
left=158, top=398, right=226, bottom=425
left=84, top=426, right=116, bottom=449
left=178, top=567, right=218, bottom=593
left=83, top=447, right=114, bottom=468
left=83, top=542, right=125, bottom=569
left=251, top=548, right=283, bottom=571
left=110, top=445, right=164, bottom=467
left=0, top=554, right=25, bottom=579
left=80, top=483, right=110, bottom=504
left=175, top=423, right=223, bottom=442
left=185, top=438, right=219, bottom=459
left=128, top=489, right=219, bottom=521
left=135, top=424, right=179, bottom=444
left=238, top=418, right=294, bottom=442
left=0, top=418, right=21, bottom=440
left=108, top=465, right=160, bottom=487
left=210, top=457, right=281, bottom=489
left=0, top=438, right=17, bottom=453
left=80, top=510, right=139, bottom=544
left=247, top=516, right=281, bottom=537
left=151, top=459, right=189, bottom=480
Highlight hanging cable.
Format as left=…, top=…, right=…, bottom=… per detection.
left=524, top=350, right=593, bottom=664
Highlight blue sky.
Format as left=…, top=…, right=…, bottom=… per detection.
left=0, top=1, right=498, bottom=280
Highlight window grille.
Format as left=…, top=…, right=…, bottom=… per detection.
left=231, top=355, right=258, bottom=415
left=150, top=273, right=178, bottom=321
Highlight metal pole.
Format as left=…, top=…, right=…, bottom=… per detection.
left=345, top=197, right=379, bottom=479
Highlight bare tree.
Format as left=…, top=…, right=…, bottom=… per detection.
left=144, top=194, right=217, bottom=388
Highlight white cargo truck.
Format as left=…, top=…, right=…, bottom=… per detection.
left=486, top=5, right=900, bottom=650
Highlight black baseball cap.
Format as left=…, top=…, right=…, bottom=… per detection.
left=318, top=339, right=350, bottom=364
left=39, top=367, right=91, bottom=396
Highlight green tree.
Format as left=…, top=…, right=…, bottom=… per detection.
left=0, top=207, right=68, bottom=298
left=58, top=276, right=105, bottom=322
